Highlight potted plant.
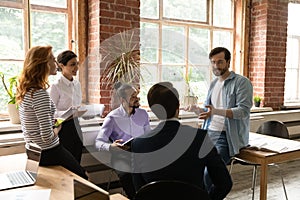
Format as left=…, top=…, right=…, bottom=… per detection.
left=254, top=95, right=262, bottom=107
left=100, top=31, right=148, bottom=109
left=100, top=31, right=143, bottom=86
left=183, top=69, right=198, bottom=107
left=0, top=72, right=20, bottom=124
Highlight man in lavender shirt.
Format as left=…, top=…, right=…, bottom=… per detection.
left=95, top=82, right=151, bottom=199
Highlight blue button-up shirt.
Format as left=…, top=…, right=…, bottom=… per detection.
left=202, top=71, right=253, bottom=156
left=95, top=105, right=151, bottom=151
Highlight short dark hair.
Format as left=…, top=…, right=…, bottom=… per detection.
left=57, top=50, right=77, bottom=66
left=209, top=47, right=231, bottom=62
left=147, top=82, right=179, bottom=120
left=115, top=82, right=134, bottom=99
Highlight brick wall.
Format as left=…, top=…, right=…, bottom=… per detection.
left=87, top=0, right=140, bottom=114
left=249, top=0, right=288, bottom=110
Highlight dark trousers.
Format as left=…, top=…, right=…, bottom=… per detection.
left=111, top=151, right=136, bottom=199
left=58, top=117, right=83, bottom=163
left=116, top=171, right=136, bottom=199
left=40, top=143, right=88, bottom=179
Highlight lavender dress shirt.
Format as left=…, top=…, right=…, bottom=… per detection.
left=95, top=105, right=151, bottom=151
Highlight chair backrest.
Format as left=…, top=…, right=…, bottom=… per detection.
left=256, top=120, right=289, bottom=139
left=134, top=180, right=211, bottom=200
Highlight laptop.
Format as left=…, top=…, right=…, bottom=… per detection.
left=73, top=179, right=109, bottom=200
left=0, top=143, right=41, bottom=191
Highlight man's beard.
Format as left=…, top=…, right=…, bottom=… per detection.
left=213, top=67, right=228, bottom=76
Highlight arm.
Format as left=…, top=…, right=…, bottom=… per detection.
left=95, top=116, right=126, bottom=151
left=200, top=78, right=253, bottom=120
left=32, top=90, right=57, bottom=143
left=95, top=117, right=114, bottom=151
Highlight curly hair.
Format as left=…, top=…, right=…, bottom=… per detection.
left=16, top=46, right=53, bottom=103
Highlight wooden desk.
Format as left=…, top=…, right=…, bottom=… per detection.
left=236, top=132, right=300, bottom=200
left=0, top=153, right=128, bottom=200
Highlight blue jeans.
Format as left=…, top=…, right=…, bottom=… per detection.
left=204, top=131, right=230, bottom=191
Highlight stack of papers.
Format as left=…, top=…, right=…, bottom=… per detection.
left=249, top=133, right=300, bottom=153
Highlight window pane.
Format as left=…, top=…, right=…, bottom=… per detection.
left=141, top=22, right=159, bottom=63
left=189, top=28, right=209, bottom=65
left=189, top=65, right=210, bottom=103
left=140, top=64, right=159, bottom=105
left=0, top=7, right=24, bottom=59
left=140, top=0, right=158, bottom=19
left=285, top=68, right=300, bottom=101
left=213, top=30, right=232, bottom=50
left=0, top=62, right=22, bottom=112
left=163, top=0, right=207, bottom=22
left=288, top=3, right=300, bottom=35
left=30, top=0, right=67, bottom=8
left=161, top=65, right=185, bottom=102
left=162, top=26, right=185, bottom=64
left=31, top=11, right=67, bottom=55
left=213, top=0, right=233, bottom=28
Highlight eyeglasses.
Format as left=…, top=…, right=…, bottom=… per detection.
left=210, top=59, right=226, bottom=66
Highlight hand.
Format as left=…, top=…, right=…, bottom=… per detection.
left=53, top=125, right=62, bottom=136
left=183, top=104, right=201, bottom=115
left=110, top=139, right=130, bottom=151
left=198, top=105, right=213, bottom=120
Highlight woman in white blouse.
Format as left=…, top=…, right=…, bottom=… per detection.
left=49, top=50, right=83, bottom=163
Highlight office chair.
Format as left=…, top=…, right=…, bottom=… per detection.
left=230, top=120, right=289, bottom=200
left=134, top=180, right=211, bottom=200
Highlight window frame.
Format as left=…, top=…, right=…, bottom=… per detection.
left=0, top=0, right=75, bottom=114
left=140, top=0, right=246, bottom=106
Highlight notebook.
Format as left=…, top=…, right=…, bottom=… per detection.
left=0, top=143, right=41, bottom=191
left=73, top=179, right=109, bottom=200
left=54, top=107, right=87, bottom=127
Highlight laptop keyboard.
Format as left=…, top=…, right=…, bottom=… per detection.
left=7, top=171, right=33, bottom=186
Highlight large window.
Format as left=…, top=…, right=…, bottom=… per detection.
left=285, top=3, right=300, bottom=104
left=140, top=0, right=235, bottom=106
left=0, top=0, right=74, bottom=113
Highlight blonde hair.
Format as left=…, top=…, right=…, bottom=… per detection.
left=16, top=46, right=53, bottom=103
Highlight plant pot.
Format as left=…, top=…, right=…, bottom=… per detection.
left=7, top=104, right=20, bottom=124
left=254, top=101, right=260, bottom=107
left=183, top=96, right=198, bottom=107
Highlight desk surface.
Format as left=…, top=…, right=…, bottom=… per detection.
left=0, top=153, right=128, bottom=200
left=236, top=132, right=300, bottom=200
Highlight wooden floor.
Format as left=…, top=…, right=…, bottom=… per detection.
left=227, top=159, right=300, bottom=200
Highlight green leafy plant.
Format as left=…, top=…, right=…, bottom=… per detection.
left=100, top=31, right=144, bottom=86
left=254, top=95, right=262, bottom=103
left=0, top=72, right=18, bottom=104
left=184, top=69, right=194, bottom=96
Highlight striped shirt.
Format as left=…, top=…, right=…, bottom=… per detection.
left=19, top=89, right=60, bottom=150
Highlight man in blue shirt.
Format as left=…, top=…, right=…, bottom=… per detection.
left=186, top=47, right=253, bottom=189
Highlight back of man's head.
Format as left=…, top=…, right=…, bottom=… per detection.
left=147, top=82, right=179, bottom=120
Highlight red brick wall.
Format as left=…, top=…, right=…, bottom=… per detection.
left=87, top=0, right=140, bottom=114
left=249, top=0, right=288, bottom=110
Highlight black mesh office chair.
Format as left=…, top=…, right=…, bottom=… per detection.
left=134, top=180, right=211, bottom=200
left=230, top=120, right=289, bottom=200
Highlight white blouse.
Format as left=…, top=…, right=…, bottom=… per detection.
left=49, top=75, right=82, bottom=118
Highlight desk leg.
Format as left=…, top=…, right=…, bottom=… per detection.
left=260, top=162, right=268, bottom=200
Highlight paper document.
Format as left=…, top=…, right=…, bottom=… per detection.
left=0, top=189, right=51, bottom=200
left=249, top=133, right=300, bottom=153
left=54, top=107, right=87, bottom=127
